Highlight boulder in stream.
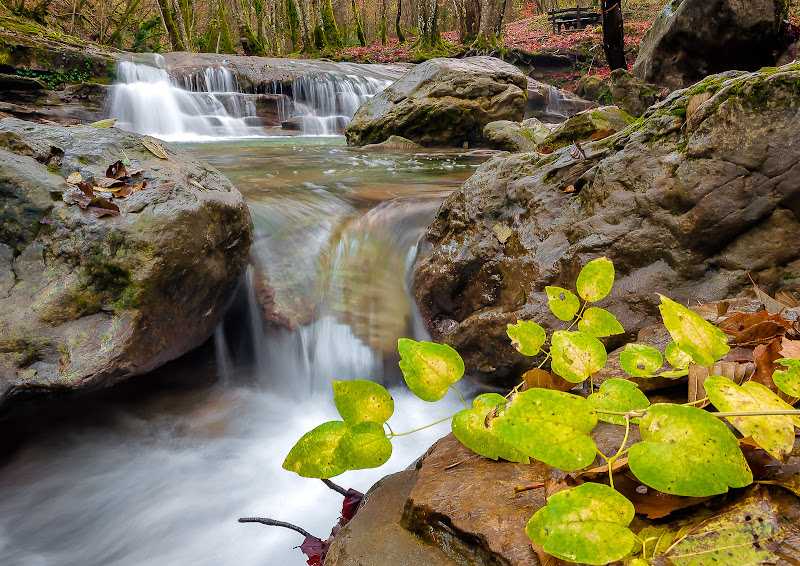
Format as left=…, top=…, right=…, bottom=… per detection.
left=482, top=120, right=538, bottom=153
left=576, top=69, right=669, bottom=118
left=412, top=62, right=800, bottom=387
left=0, top=118, right=253, bottom=412
left=344, top=57, right=528, bottom=148
left=633, top=0, right=789, bottom=89
left=540, top=105, right=636, bottom=150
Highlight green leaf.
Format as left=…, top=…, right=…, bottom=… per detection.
left=656, top=489, right=781, bottom=566
left=283, top=421, right=349, bottom=478
left=773, top=358, right=800, bottom=397
left=576, top=257, right=615, bottom=302
left=658, top=295, right=730, bottom=366
left=333, top=421, right=392, bottom=470
left=526, top=483, right=635, bottom=565
left=546, top=286, right=581, bottom=321
left=451, top=393, right=529, bottom=463
left=333, top=379, right=394, bottom=424
left=665, top=341, right=693, bottom=370
left=506, top=320, right=546, bottom=356
left=398, top=338, right=464, bottom=402
left=550, top=330, right=607, bottom=383
left=494, top=388, right=597, bottom=470
left=628, top=404, right=752, bottom=496
left=704, top=376, right=800, bottom=462
left=578, top=307, right=624, bottom=337
left=620, top=343, right=664, bottom=377
left=588, top=378, right=650, bottom=426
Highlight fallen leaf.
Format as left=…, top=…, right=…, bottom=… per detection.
left=154, top=182, right=175, bottom=191
left=761, top=472, right=800, bottom=497
left=571, top=457, right=629, bottom=482
left=188, top=179, right=206, bottom=190
left=569, top=142, right=586, bottom=160
left=94, top=177, right=127, bottom=189
left=493, top=223, right=512, bottom=245
left=652, top=487, right=781, bottom=566
left=717, top=311, right=772, bottom=335
left=65, top=171, right=82, bottom=185
left=87, top=118, right=117, bottom=128
left=752, top=338, right=784, bottom=391
left=780, top=337, right=800, bottom=359
left=688, top=361, right=752, bottom=406
left=106, top=160, right=128, bottom=179
left=299, top=534, right=327, bottom=566
left=562, top=184, right=577, bottom=194
left=728, top=319, right=791, bottom=347
left=748, top=272, right=787, bottom=315
left=685, top=91, right=713, bottom=122
left=76, top=181, right=95, bottom=198
left=775, top=290, right=800, bottom=308
left=341, top=488, right=364, bottom=522
left=522, top=368, right=574, bottom=392
left=142, top=136, right=169, bottom=159
left=539, top=146, right=553, bottom=155
left=88, top=206, right=120, bottom=217
left=613, top=472, right=711, bottom=519
left=587, top=129, right=616, bottom=141
left=722, top=347, right=755, bottom=363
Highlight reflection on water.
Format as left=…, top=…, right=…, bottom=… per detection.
left=0, top=138, right=486, bottom=566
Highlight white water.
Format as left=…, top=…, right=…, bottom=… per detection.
left=108, top=55, right=262, bottom=142
left=545, top=84, right=567, bottom=118
left=273, top=73, right=391, bottom=135
left=108, top=55, right=390, bottom=140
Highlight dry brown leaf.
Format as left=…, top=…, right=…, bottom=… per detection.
left=88, top=206, right=120, bottom=217
left=728, top=320, right=790, bottom=346
left=614, top=473, right=711, bottom=519
left=76, top=181, right=95, bottom=198
left=717, top=311, right=772, bottom=335
left=780, top=337, right=800, bottom=359
left=106, top=160, right=128, bottom=179
left=65, top=171, right=82, bottom=185
left=748, top=272, right=787, bottom=315
left=562, top=184, right=577, bottom=194
left=93, top=177, right=127, bottom=189
left=722, top=347, right=756, bottom=363
left=188, top=179, right=205, bottom=190
left=587, top=129, right=616, bottom=141
left=142, top=136, right=169, bottom=159
left=752, top=338, right=783, bottom=391
left=154, top=182, right=175, bottom=191
left=87, top=118, right=117, bottom=128
left=539, top=145, right=553, bottom=155
left=688, top=361, right=752, bottom=405
left=775, top=290, right=800, bottom=308
left=130, top=180, right=147, bottom=192
left=571, top=458, right=629, bottom=481
left=685, top=91, right=713, bottom=121
left=522, top=368, right=574, bottom=392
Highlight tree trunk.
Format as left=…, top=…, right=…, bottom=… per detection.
left=106, top=0, right=140, bottom=46
left=320, top=0, right=341, bottom=47
left=217, top=0, right=237, bottom=53
left=380, top=0, right=387, bottom=45
left=352, top=0, right=366, bottom=46
left=173, top=0, right=191, bottom=50
left=285, top=0, right=302, bottom=51
left=395, top=0, right=405, bottom=43
left=156, top=0, right=186, bottom=50
left=601, top=0, right=626, bottom=70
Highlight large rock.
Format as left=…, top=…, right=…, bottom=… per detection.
left=540, top=105, right=636, bottom=150
left=526, top=77, right=597, bottom=121
left=0, top=118, right=252, bottom=411
left=576, top=69, right=669, bottom=118
left=633, top=0, right=789, bottom=90
left=412, top=63, right=800, bottom=387
left=482, top=120, right=537, bottom=152
left=345, top=57, right=527, bottom=147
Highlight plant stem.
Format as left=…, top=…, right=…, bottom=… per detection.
left=565, top=302, right=587, bottom=331
left=684, top=397, right=709, bottom=406
left=535, top=349, right=551, bottom=369
left=450, top=385, right=469, bottom=411
left=595, top=408, right=800, bottom=418
left=388, top=413, right=458, bottom=437
left=238, top=517, right=313, bottom=538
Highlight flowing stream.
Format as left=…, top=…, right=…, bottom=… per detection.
left=0, top=131, right=486, bottom=564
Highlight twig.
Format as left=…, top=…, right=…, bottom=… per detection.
left=321, top=479, right=349, bottom=496
left=238, top=517, right=313, bottom=538
left=445, top=453, right=481, bottom=470
left=513, top=482, right=545, bottom=494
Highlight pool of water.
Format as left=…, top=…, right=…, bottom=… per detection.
left=0, top=137, right=487, bottom=566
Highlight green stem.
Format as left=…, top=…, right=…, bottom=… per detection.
left=535, top=349, right=551, bottom=369
left=384, top=422, right=395, bottom=436
left=450, top=385, right=469, bottom=411
left=684, top=397, right=709, bottom=406
left=388, top=413, right=457, bottom=437
left=596, top=408, right=800, bottom=418
left=565, top=302, right=587, bottom=331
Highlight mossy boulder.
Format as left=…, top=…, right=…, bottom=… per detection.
left=345, top=57, right=527, bottom=147
left=540, top=105, right=636, bottom=150
left=412, top=63, right=800, bottom=387
left=483, top=120, right=537, bottom=153
left=576, top=69, right=669, bottom=118
left=0, top=118, right=253, bottom=412
left=632, top=0, right=789, bottom=89
left=361, top=135, right=422, bottom=151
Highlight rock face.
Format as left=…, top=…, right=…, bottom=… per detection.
left=412, top=63, right=800, bottom=387
left=344, top=57, right=527, bottom=147
left=361, top=135, right=422, bottom=151
left=526, top=77, right=597, bottom=121
left=0, top=118, right=253, bottom=411
left=576, top=69, right=669, bottom=118
left=482, top=120, right=537, bottom=152
left=633, top=0, right=789, bottom=89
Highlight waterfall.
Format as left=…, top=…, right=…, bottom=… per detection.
left=107, top=56, right=260, bottom=142
left=273, top=73, right=391, bottom=136
left=545, top=84, right=567, bottom=117
left=108, top=56, right=392, bottom=140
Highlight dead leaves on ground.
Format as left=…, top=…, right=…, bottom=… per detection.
left=62, top=156, right=152, bottom=218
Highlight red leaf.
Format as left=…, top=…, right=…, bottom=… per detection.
left=341, top=489, right=364, bottom=522
left=299, top=535, right=327, bottom=566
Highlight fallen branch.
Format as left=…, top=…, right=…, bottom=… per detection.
left=237, top=517, right=313, bottom=538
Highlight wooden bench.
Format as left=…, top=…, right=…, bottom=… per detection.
left=547, top=5, right=601, bottom=34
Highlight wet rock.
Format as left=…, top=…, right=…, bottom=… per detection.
left=412, top=63, right=800, bottom=387
left=0, top=118, right=253, bottom=413
left=633, top=0, right=789, bottom=89
left=526, top=77, right=597, bottom=121
left=540, top=105, right=636, bottom=150
left=324, top=470, right=458, bottom=566
left=345, top=57, right=527, bottom=147
left=576, top=69, right=669, bottom=118
left=521, top=118, right=552, bottom=145
left=482, top=120, right=537, bottom=152
left=361, top=135, right=422, bottom=151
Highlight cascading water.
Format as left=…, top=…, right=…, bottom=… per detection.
left=107, top=55, right=261, bottom=141
left=545, top=84, right=566, bottom=117
left=273, top=73, right=390, bottom=135
left=0, top=139, right=486, bottom=566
